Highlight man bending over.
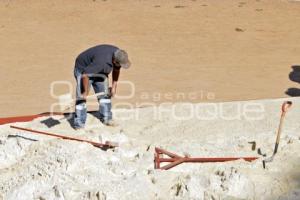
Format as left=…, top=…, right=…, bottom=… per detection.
left=73, top=44, right=131, bottom=129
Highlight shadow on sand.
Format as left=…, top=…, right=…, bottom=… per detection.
left=7, top=134, right=38, bottom=142
left=286, top=65, right=300, bottom=97
left=40, top=111, right=100, bottom=129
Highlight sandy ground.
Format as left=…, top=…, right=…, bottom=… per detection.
left=0, top=97, right=299, bottom=199
left=1, top=1, right=300, bottom=199
left=1, top=0, right=300, bottom=117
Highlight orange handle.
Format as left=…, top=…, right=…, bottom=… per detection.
left=282, top=101, right=292, bottom=113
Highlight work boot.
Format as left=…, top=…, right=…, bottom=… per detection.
left=102, top=119, right=117, bottom=127
left=74, top=126, right=84, bottom=130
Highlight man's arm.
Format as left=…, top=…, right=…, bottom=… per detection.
left=111, top=68, right=120, bottom=97
left=81, top=74, right=90, bottom=99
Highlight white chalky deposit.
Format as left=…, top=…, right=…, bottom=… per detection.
left=0, top=98, right=299, bottom=200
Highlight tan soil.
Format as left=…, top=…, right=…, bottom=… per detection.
left=0, top=0, right=300, bottom=117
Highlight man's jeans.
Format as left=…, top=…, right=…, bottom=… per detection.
left=74, top=68, right=112, bottom=128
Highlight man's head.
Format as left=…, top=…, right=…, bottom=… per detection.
left=113, top=49, right=131, bottom=69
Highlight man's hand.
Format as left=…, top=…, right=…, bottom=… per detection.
left=81, top=92, right=88, bottom=99
left=110, top=86, right=117, bottom=97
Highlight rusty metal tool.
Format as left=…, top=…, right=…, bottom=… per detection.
left=154, top=147, right=258, bottom=170
left=263, top=101, right=292, bottom=168
left=10, top=125, right=118, bottom=150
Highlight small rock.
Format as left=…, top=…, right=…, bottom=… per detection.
left=248, top=141, right=256, bottom=150
left=170, top=177, right=188, bottom=197
left=183, top=152, right=191, bottom=157
left=96, top=191, right=107, bottom=200
left=174, top=5, right=186, bottom=8
left=151, top=177, right=156, bottom=184
left=53, top=185, right=61, bottom=198
left=235, top=28, right=245, bottom=32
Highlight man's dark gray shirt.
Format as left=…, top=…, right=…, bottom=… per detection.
left=75, top=44, right=118, bottom=76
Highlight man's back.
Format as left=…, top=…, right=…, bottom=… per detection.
left=75, top=44, right=118, bottom=75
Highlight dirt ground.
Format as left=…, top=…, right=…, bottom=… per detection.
left=0, top=0, right=300, bottom=117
